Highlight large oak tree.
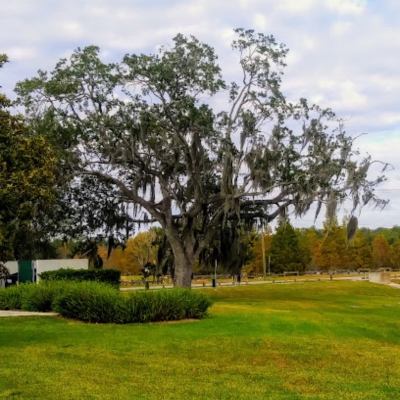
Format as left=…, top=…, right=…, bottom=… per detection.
left=15, top=29, right=388, bottom=287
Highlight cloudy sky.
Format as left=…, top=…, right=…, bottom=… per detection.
left=1, top=0, right=399, bottom=229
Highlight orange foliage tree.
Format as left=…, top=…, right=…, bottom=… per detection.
left=98, top=246, right=130, bottom=274
left=372, top=235, right=391, bottom=269
left=125, top=231, right=157, bottom=274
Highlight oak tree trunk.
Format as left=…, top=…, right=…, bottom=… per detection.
left=173, top=249, right=194, bottom=288
left=166, top=232, right=195, bottom=288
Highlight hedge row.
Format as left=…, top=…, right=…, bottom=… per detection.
left=0, top=282, right=213, bottom=323
left=39, top=268, right=121, bottom=287
left=0, top=281, right=69, bottom=312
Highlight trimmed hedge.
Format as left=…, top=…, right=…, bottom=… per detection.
left=0, top=282, right=65, bottom=312
left=53, top=284, right=213, bottom=323
left=52, top=282, right=126, bottom=323
left=21, top=282, right=66, bottom=312
left=39, top=268, right=121, bottom=288
left=0, top=285, right=23, bottom=310
left=0, top=281, right=213, bottom=323
left=124, top=290, right=212, bottom=323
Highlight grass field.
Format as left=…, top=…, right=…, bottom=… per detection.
left=1, top=281, right=400, bottom=399
left=120, top=273, right=366, bottom=288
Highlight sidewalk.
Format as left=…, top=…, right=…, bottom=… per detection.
left=388, top=282, right=400, bottom=289
left=0, top=310, right=58, bottom=317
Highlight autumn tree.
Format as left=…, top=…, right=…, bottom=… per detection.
left=98, top=245, right=130, bottom=274
left=16, top=30, right=388, bottom=287
left=372, top=235, right=391, bottom=269
left=125, top=231, right=157, bottom=273
left=0, top=55, right=57, bottom=261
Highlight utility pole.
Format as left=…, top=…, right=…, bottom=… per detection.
left=268, top=255, right=271, bottom=276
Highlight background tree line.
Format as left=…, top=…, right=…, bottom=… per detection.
left=45, top=219, right=400, bottom=275
left=248, top=219, right=400, bottom=274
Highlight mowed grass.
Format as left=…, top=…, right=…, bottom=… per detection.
left=1, top=281, right=400, bottom=399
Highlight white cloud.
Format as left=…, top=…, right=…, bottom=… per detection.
left=254, top=13, right=269, bottom=30
left=331, top=21, right=352, bottom=35
left=277, top=0, right=315, bottom=13
left=303, top=36, right=316, bottom=50
left=3, top=47, right=38, bottom=61
left=57, top=21, right=85, bottom=40
left=335, top=80, right=368, bottom=108
left=325, top=0, right=367, bottom=15
left=378, top=113, right=400, bottom=126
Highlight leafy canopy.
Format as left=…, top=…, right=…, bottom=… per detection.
left=15, top=29, right=389, bottom=286
left=0, top=55, right=57, bottom=261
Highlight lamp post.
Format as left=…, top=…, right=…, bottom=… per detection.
left=213, top=259, right=217, bottom=288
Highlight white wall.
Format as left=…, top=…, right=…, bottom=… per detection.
left=1, top=261, right=17, bottom=288
left=34, top=259, right=88, bottom=282
left=5, top=261, right=18, bottom=275
left=369, top=271, right=391, bottom=284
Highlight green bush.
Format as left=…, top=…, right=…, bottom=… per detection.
left=124, top=290, right=213, bottom=323
left=21, top=281, right=65, bottom=312
left=0, top=286, right=23, bottom=310
left=39, top=268, right=121, bottom=287
left=1, top=281, right=213, bottom=323
left=54, top=283, right=213, bottom=323
left=52, top=282, right=127, bottom=323
left=0, top=282, right=67, bottom=312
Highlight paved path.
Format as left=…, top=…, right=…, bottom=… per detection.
left=0, top=310, right=58, bottom=317
left=388, top=283, right=400, bottom=289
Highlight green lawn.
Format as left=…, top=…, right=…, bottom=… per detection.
left=1, top=281, right=400, bottom=399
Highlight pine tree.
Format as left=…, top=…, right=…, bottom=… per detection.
left=307, top=227, right=321, bottom=270
left=269, top=218, right=304, bottom=273
left=347, top=230, right=373, bottom=269
left=390, top=239, right=400, bottom=269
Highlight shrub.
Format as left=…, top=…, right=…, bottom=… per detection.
left=21, top=281, right=65, bottom=312
left=52, top=282, right=127, bottom=323
left=1, top=280, right=213, bottom=323
left=0, top=286, right=23, bottom=310
left=39, top=268, right=121, bottom=288
left=0, top=282, right=69, bottom=312
left=124, top=290, right=213, bottom=323
left=54, top=283, right=213, bottom=323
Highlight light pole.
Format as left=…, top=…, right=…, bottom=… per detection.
left=213, top=259, right=217, bottom=288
